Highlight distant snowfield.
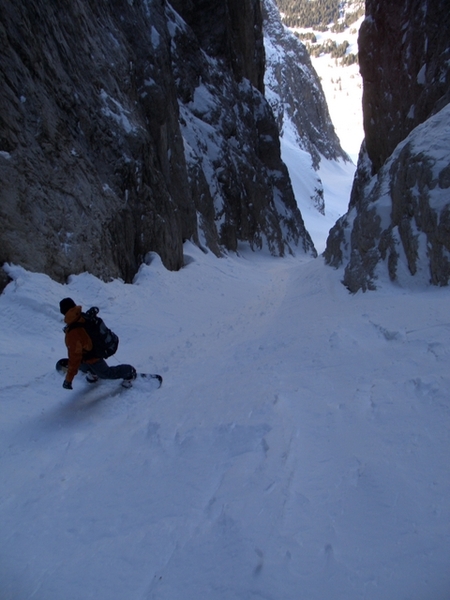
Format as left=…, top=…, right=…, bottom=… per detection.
left=285, top=11, right=364, bottom=165
left=1, top=242, right=450, bottom=600
left=312, top=54, right=363, bottom=163
left=280, top=130, right=355, bottom=254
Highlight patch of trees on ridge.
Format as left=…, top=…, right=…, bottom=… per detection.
left=296, top=36, right=359, bottom=66
left=275, top=0, right=364, bottom=65
left=276, top=0, right=364, bottom=30
left=276, top=0, right=338, bottom=29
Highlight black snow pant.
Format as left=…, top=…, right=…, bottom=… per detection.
left=80, top=359, right=134, bottom=381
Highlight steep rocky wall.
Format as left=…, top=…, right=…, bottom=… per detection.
left=0, top=0, right=315, bottom=290
left=262, top=0, right=348, bottom=170
left=324, top=0, right=450, bottom=291
left=0, top=0, right=192, bottom=284
left=169, top=2, right=315, bottom=258
left=170, top=0, right=265, bottom=92
left=360, top=0, right=450, bottom=175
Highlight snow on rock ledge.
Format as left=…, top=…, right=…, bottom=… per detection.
left=326, top=104, right=450, bottom=291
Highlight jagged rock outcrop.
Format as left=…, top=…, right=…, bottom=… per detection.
left=262, top=0, right=347, bottom=170
left=0, top=0, right=315, bottom=290
left=324, top=0, right=450, bottom=291
left=168, top=2, right=316, bottom=258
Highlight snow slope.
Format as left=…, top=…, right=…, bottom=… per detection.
left=309, top=25, right=364, bottom=164
left=280, top=128, right=355, bottom=254
left=285, top=3, right=364, bottom=164
left=1, top=242, right=450, bottom=600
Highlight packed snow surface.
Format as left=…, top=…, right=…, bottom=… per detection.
left=1, top=242, right=450, bottom=600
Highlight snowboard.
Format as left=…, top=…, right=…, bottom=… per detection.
left=56, top=358, right=163, bottom=389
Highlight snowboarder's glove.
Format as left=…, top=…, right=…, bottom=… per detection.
left=63, top=380, right=73, bottom=390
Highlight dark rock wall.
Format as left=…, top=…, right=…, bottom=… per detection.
left=0, top=0, right=192, bottom=283
left=0, top=0, right=315, bottom=288
left=324, top=0, right=450, bottom=291
left=170, top=1, right=315, bottom=259
left=171, top=0, right=265, bottom=92
left=360, top=0, right=450, bottom=175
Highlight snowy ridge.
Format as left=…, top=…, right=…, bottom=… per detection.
left=263, top=0, right=347, bottom=163
left=325, top=102, right=450, bottom=291
left=1, top=244, right=450, bottom=598
left=280, top=130, right=356, bottom=254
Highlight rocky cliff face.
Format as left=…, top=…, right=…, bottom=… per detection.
left=262, top=0, right=349, bottom=219
left=0, top=0, right=315, bottom=290
left=0, top=0, right=192, bottom=286
left=262, top=0, right=347, bottom=170
left=168, top=1, right=316, bottom=258
left=324, top=0, right=450, bottom=291
left=359, top=0, right=450, bottom=175
left=170, top=0, right=265, bottom=93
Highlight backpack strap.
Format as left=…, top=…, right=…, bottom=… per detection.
left=66, top=313, right=88, bottom=333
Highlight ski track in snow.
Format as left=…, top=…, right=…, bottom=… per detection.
left=1, top=245, right=450, bottom=600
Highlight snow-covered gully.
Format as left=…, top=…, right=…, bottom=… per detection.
left=1, top=245, right=450, bottom=599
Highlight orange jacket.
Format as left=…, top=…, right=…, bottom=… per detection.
left=63, top=305, right=98, bottom=382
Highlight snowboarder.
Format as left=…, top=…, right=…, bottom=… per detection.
left=59, top=297, right=136, bottom=389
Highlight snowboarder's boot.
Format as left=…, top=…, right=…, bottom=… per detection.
left=86, top=372, right=99, bottom=384
left=121, top=367, right=137, bottom=388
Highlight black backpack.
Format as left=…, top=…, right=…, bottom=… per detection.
left=69, top=306, right=119, bottom=359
